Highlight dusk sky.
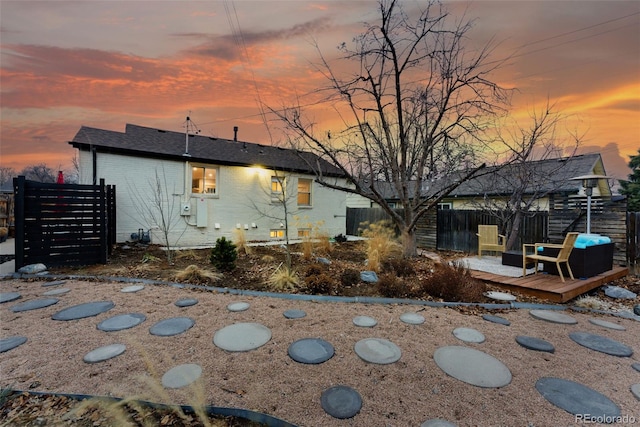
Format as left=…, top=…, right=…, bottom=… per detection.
left=1, top=0, right=638, bottom=180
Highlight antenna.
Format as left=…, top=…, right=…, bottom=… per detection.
left=183, top=113, right=201, bottom=156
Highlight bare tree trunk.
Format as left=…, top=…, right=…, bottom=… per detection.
left=506, top=210, right=523, bottom=251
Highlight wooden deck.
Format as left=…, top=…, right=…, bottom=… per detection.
left=470, top=266, right=629, bottom=303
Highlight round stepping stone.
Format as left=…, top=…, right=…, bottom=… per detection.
left=421, top=420, right=458, bottom=427
left=400, top=312, right=425, bottom=325
left=43, top=288, right=70, bottom=296
left=588, top=318, right=626, bottom=331
left=482, top=314, right=510, bottom=326
left=569, top=331, right=633, bottom=357
left=354, top=338, right=401, bottom=364
left=227, top=302, right=250, bottom=312
left=213, top=322, right=271, bottom=352
left=529, top=309, right=577, bottom=325
left=484, top=291, right=516, bottom=302
left=535, top=377, right=620, bottom=418
left=42, top=280, right=66, bottom=287
left=516, top=336, right=555, bottom=353
left=149, top=317, right=195, bottom=337
left=320, top=385, right=362, bottom=419
left=283, top=309, right=306, bottom=319
left=631, top=384, right=640, bottom=401
left=52, top=301, right=114, bottom=320
left=453, top=327, right=485, bottom=344
left=0, top=336, right=27, bottom=353
left=353, top=315, right=377, bottom=327
left=98, top=313, right=146, bottom=332
left=0, top=292, right=21, bottom=304
left=288, top=338, right=334, bottom=364
left=175, top=298, right=198, bottom=307
left=434, top=346, right=512, bottom=388
left=121, top=285, right=144, bottom=293
left=161, top=364, right=202, bottom=389
left=83, top=343, right=126, bottom=363
left=632, top=363, right=640, bottom=372
left=11, top=298, right=59, bottom=313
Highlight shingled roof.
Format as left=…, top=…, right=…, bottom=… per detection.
left=69, top=124, right=345, bottom=177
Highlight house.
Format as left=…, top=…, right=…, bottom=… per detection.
left=346, top=153, right=611, bottom=211
left=69, top=123, right=348, bottom=247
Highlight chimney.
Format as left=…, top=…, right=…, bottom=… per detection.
left=233, top=126, right=238, bottom=142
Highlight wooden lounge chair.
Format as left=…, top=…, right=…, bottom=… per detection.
left=522, top=232, right=579, bottom=282
left=476, top=225, right=506, bottom=258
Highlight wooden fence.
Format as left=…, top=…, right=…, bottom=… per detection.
left=13, top=176, right=116, bottom=269
left=628, top=212, right=640, bottom=275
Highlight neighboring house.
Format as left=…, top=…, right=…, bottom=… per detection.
left=346, top=153, right=611, bottom=211
left=69, top=123, right=348, bottom=247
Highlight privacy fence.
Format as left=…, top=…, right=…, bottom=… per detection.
left=13, top=176, right=116, bottom=269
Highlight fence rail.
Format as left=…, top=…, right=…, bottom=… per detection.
left=13, top=176, right=116, bottom=269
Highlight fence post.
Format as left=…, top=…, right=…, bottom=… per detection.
left=628, top=212, right=638, bottom=275
left=12, top=176, right=25, bottom=270
left=99, top=179, right=108, bottom=264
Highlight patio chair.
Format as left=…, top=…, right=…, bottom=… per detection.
left=476, top=225, right=506, bottom=258
left=522, top=232, right=579, bottom=282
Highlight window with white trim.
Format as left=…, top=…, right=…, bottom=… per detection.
left=297, top=178, right=312, bottom=206
left=437, top=202, right=452, bottom=210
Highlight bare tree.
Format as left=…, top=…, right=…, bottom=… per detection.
left=0, top=167, right=16, bottom=187
left=19, top=163, right=56, bottom=183
left=271, top=0, right=510, bottom=256
left=127, top=167, right=186, bottom=263
left=471, top=101, right=582, bottom=249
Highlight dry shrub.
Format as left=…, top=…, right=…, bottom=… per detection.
left=233, top=228, right=252, bottom=255
left=268, top=264, right=299, bottom=292
left=382, top=257, right=415, bottom=277
left=301, top=238, right=314, bottom=260
left=173, top=265, right=222, bottom=284
left=304, top=263, right=327, bottom=277
left=419, top=261, right=486, bottom=302
left=260, top=254, right=275, bottom=263
left=359, top=221, right=400, bottom=272
left=376, top=274, right=415, bottom=298
left=313, top=229, right=332, bottom=254
left=340, top=268, right=360, bottom=287
left=305, top=273, right=337, bottom=295
left=573, top=295, right=612, bottom=311
left=174, top=249, right=199, bottom=261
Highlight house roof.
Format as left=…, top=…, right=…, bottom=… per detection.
left=363, top=153, right=607, bottom=200
left=69, top=124, right=345, bottom=177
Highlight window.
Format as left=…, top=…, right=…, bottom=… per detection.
left=298, top=229, right=311, bottom=238
left=438, top=202, right=452, bottom=210
left=270, top=229, right=285, bottom=239
left=192, top=166, right=218, bottom=194
left=297, top=178, right=312, bottom=206
left=271, top=176, right=284, bottom=201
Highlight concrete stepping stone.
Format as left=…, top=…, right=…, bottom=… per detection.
left=421, top=420, right=458, bottom=427
left=0, top=292, right=21, bottom=304
left=633, top=363, right=640, bottom=372
left=42, top=280, right=66, bottom=287
left=18, top=263, right=46, bottom=274
left=354, top=338, right=401, bottom=365
left=588, top=318, right=626, bottom=331
left=400, top=312, right=425, bottom=325
left=227, top=302, right=250, bottom=312
left=283, top=309, right=306, bottom=319
left=52, top=301, right=115, bottom=320
left=482, top=314, right=510, bottom=326
left=604, top=285, right=637, bottom=300
left=529, top=309, right=577, bottom=324
left=11, top=298, right=59, bottom=313
left=484, top=291, right=516, bottom=302
left=175, top=298, right=198, bottom=307
left=569, top=331, right=633, bottom=357
left=535, top=377, right=620, bottom=418
left=121, top=285, right=144, bottom=293
left=320, top=385, right=362, bottom=419
left=0, top=336, right=27, bottom=353
left=98, top=313, right=146, bottom=332
left=162, top=364, right=202, bottom=389
left=288, top=338, right=334, bottom=364
left=516, top=336, right=555, bottom=353
left=43, top=288, right=70, bottom=296
left=631, top=384, right=640, bottom=401
left=213, top=322, right=271, bottom=352
left=453, top=327, right=485, bottom=344
left=83, top=343, right=126, bottom=363
left=353, top=315, right=377, bottom=327
left=434, top=346, right=512, bottom=388
left=149, top=317, right=195, bottom=337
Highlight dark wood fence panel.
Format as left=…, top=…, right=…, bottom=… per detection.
left=628, top=212, right=639, bottom=275
left=346, top=208, right=403, bottom=235
left=13, top=176, right=116, bottom=269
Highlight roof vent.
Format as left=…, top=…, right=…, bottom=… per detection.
left=233, top=126, right=238, bottom=142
